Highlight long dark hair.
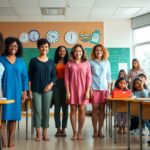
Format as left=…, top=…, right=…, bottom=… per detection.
left=132, top=77, right=143, bottom=92
left=115, top=77, right=127, bottom=90
left=0, top=32, right=5, bottom=53
left=54, top=46, right=69, bottom=64
left=4, top=37, right=23, bottom=57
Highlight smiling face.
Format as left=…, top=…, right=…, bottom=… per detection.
left=58, top=47, right=66, bottom=58
left=94, top=46, right=103, bottom=59
left=73, top=46, right=83, bottom=60
left=133, top=79, right=144, bottom=91
left=39, top=43, right=49, bottom=55
left=8, top=41, right=18, bottom=55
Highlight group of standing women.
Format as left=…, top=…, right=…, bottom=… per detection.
left=0, top=32, right=112, bottom=148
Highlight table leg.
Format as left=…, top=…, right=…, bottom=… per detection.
left=114, top=101, right=117, bottom=143
left=139, top=103, right=143, bottom=150
left=0, top=105, right=3, bottom=150
left=127, top=101, right=130, bottom=150
left=25, top=100, right=28, bottom=140
left=109, top=101, right=112, bottom=137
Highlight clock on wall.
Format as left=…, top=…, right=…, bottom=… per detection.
left=28, top=30, right=40, bottom=42
left=46, top=30, right=60, bottom=43
left=65, top=31, right=78, bottom=45
left=19, top=32, right=29, bottom=43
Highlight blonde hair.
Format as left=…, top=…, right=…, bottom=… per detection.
left=90, top=44, right=109, bottom=60
left=70, top=44, right=87, bottom=62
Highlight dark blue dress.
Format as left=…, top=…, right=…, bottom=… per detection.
left=0, top=56, right=28, bottom=121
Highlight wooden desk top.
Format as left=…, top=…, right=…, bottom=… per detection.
left=0, top=100, right=15, bottom=105
left=106, top=96, right=150, bottom=103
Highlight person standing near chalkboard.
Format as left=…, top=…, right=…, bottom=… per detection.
left=65, top=44, right=92, bottom=140
left=52, top=46, right=69, bottom=137
left=90, top=44, right=111, bottom=138
left=28, top=38, right=55, bottom=141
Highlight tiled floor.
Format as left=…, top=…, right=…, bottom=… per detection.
left=3, top=116, right=150, bottom=150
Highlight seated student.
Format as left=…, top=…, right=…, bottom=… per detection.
left=113, top=77, right=131, bottom=134
left=114, top=70, right=130, bottom=128
left=137, top=74, right=150, bottom=144
left=130, top=77, right=149, bottom=135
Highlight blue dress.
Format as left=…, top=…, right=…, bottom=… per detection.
left=0, top=63, right=5, bottom=97
left=0, top=56, right=28, bottom=121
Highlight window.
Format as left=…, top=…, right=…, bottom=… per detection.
left=133, top=25, right=150, bottom=88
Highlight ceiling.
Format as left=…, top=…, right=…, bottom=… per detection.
left=0, top=0, right=150, bottom=22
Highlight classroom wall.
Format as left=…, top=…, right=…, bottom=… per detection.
left=0, top=22, right=104, bottom=48
left=104, top=19, right=132, bottom=47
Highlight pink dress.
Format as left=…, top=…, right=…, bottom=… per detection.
left=65, top=61, right=92, bottom=105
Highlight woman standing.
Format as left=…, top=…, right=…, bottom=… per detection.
left=53, top=46, right=69, bottom=137
left=0, top=37, right=28, bottom=148
left=90, top=44, right=111, bottom=138
left=128, top=58, right=145, bottom=89
left=28, top=38, right=55, bottom=141
left=65, top=44, right=92, bottom=140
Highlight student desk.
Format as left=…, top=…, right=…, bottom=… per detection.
left=106, top=97, right=150, bottom=150
left=0, top=100, right=15, bottom=150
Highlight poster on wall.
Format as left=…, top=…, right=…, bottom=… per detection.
left=90, top=30, right=101, bottom=44
left=79, top=31, right=91, bottom=42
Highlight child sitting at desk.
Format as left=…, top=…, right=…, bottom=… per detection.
left=130, top=77, right=149, bottom=135
left=113, top=77, right=130, bottom=134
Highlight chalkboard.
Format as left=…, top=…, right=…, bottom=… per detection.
left=107, top=48, right=130, bottom=80
left=23, top=47, right=130, bottom=80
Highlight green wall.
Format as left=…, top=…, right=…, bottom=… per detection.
left=23, top=47, right=130, bottom=80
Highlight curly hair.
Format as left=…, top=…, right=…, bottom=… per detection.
left=70, top=44, right=87, bottom=62
left=4, top=37, right=23, bottom=57
left=54, top=46, right=69, bottom=64
left=0, top=32, right=5, bottom=53
left=90, top=44, right=109, bottom=60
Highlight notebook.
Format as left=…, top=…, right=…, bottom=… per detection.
left=112, top=90, right=131, bottom=98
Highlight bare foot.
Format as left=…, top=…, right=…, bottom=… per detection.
left=71, top=135, right=78, bottom=140
left=43, top=136, right=50, bottom=141
left=77, top=134, right=83, bottom=140
left=2, top=141, right=7, bottom=148
left=7, top=144, right=15, bottom=148
left=92, top=131, right=98, bottom=138
left=98, top=133, right=105, bottom=138
left=35, top=136, right=41, bottom=141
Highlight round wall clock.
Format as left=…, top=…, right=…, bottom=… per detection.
left=19, top=32, right=29, bottom=43
left=28, top=30, right=40, bottom=42
left=65, top=31, right=78, bottom=45
left=46, top=30, right=59, bottom=43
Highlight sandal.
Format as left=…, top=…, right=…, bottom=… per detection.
left=55, top=131, right=61, bottom=137
left=61, top=131, right=67, bottom=137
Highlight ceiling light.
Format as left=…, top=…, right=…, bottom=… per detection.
left=41, top=7, right=65, bottom=15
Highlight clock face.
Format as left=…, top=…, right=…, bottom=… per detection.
left=65, top=31, right=78, bottom=45
left=46, top=30, right=59, bottom=43
left=29, top=30, right=40, bottom=42
left=19, top=32, right=29, bottom=43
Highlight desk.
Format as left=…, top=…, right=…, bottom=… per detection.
left=106, top=97, right=150, bottom=150
left=0, top=100, right=15, bottom=150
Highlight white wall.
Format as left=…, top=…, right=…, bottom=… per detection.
left=104, top=19, right=132, bottom=48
